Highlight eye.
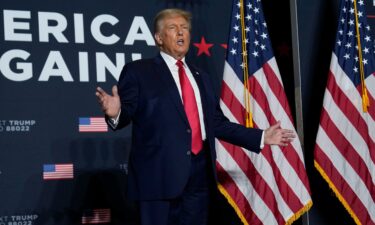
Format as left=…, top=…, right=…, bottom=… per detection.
left=168, top=25, right=177, bottom=30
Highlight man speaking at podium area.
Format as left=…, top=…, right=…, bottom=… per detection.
left=96, top=8, right=295, bottom=225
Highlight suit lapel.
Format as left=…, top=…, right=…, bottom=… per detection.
left=153, top=55, right=189, bottom=125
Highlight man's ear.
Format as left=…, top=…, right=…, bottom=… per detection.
left=154, top=33, right=162, bottom=45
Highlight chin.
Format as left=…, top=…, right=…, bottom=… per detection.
left=177, top=48, right=188, bottom=55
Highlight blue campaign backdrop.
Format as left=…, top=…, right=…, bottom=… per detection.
left=1, top=0, right=375, bottom=224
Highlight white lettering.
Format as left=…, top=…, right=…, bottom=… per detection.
left=0, top=49, right=32, bottom=81
left=3, top=10, right=32, bottom=41
left=74, top=13, right=84, bottom=43
left=39, top=51, right=73, bottom=81
left=125, top=16, right=155, bottom=46
left=79, top=52, right=89, bottom=82
left=91, top=14, right=120, bottom=45
left=96, top=52, right=125, bottom=82
left=131, top=53, right=142, bottom=61
left=38, top=12, right=68, bottom=43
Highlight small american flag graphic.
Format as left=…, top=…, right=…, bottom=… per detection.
left=43, top=164, right=73, bottom=180
left=79, top=117, right=108, bottom=132
left=81, top=208, right=111, bottom=224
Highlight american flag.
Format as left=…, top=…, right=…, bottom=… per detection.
left=81, top=208, right=111, bottom=224
left=79, top=117, right=108, bottom=132
left=43, top=164, right=73, bottom=180
left=216, top=0, right=312, bottom=224
left=314, top=0, right=375, bottom=224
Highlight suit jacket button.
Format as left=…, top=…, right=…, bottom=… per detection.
left=186, top=129, right=191, bottom=133
left=187, top=151, right=191, bottom=155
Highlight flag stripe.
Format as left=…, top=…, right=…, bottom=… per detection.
left=320, top=108, right=375, bottom=198
left=261, top=61, right=293, bottom=123
left=326, top=71, right=375, bottom=166
left=330, top=55, right=375, bottom=173
left=314, top=147, right=371, bottom=224
left=216, top=160, right=263, bottom=224
left=220, top=140, right=286, bottom=224
left=315, top=130, right=375, bottom=223
left=321, top=92, right=375, bottom=184
left=221, top=81, right=246, bottom=124
left=328, top=56, right=375, bottom=173
left=330, top=54, right=375, bottom=143
left=222, top=62, right=247, bottom=109
left=216, top=140, right=279, bottom=225
left=328, top=74, right=375, bottom=148
left=366, top=75, right=375, bottom=119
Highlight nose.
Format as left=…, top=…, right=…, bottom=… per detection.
left=177, top=27, right=183, bottom=35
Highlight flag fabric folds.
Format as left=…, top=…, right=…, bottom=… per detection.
left=314, top=0, right=375, bottom=224
left=216, top=0, right=312, bottom=224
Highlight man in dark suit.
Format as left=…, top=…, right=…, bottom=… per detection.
left=96, top=8, right=294, bottom=225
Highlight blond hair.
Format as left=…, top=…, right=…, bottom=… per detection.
left=153, top=8, right=192, bottom=34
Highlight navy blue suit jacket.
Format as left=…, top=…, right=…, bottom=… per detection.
left=112, top=54, right=263, bottom=201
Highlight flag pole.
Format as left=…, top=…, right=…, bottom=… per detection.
left=353, top=0, right=370, bottom=112
left=289, top=0, right=310, bottom=224
left=239, top=0, right=253, bottom=128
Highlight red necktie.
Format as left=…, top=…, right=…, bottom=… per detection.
left=176, top=60, right=203, bottom=155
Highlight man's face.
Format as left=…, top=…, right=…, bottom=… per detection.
left=155, top=15, right=191, bottom=60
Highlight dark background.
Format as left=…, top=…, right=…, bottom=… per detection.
left=1, top=0, right=374, bottom=224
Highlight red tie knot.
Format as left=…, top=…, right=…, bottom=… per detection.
left=176, top=60, right=184, bottom=68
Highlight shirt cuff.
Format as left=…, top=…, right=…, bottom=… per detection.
left=260, top=130, right=265, bottom=149
left=109, top=110, right=121, bottom=129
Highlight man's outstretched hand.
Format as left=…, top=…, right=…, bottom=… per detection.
left=96, top=85, right=121, bottom=118
left=264, top=121, right=296, bottom=147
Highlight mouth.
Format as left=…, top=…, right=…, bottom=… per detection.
left=177, top=39, right=184, bottom=46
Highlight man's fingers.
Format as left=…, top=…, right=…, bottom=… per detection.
left=274, top=129, right=295, bottom=146
left=269, top=121, right=281, bottom=130
left=280, top=129, right=295, bottom=137
left=112, top=85, right=119, bottom=97
left=96, top=87, right=109, bottom=97
left=96, top=86, right=111, bottom=106
left=283, top=132, right=296, bottom=138
left=281, top=129, right=295, bottom=145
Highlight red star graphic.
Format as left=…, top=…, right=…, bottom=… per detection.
left=193, top=37, right=214, bottom=56
left=220, top=44, right=227, bottom=49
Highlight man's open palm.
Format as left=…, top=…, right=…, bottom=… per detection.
left=96, top=85, right=121, bottom=118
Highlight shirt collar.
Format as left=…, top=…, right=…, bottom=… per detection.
left=160, top=51, right=186, bottom=69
